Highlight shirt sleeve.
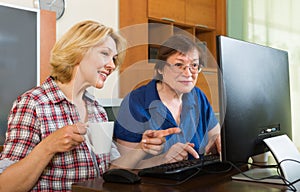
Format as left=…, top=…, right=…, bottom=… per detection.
left=1, top=95, right=40, bottom=161
left=110, top=141, right=120, bottom=161
left=0, top=159, right=16, bottom=174
left=113, top=94, right=144, bottom=142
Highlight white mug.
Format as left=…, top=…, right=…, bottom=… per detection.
left=86, top=122, right=114, bottom=154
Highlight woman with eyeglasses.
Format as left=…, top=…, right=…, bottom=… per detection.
left=113, top=34, right=221, bottom=169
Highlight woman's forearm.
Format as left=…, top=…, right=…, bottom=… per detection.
left=111, top=142, right=165, bottom=169
left=0, top=143, right=55, bottom=192
left=110, top=142, right=148, bottom=169
left=133, top=154, right=165, bottom=169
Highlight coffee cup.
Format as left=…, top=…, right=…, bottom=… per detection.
left=86, top=122, right=114, bottom=154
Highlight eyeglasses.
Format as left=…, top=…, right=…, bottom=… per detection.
left=165, top=62, right=204, bottom=74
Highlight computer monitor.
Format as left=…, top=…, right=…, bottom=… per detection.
left=217, top=35, right=292, bottom=164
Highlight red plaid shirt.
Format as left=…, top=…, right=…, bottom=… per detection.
left=0, top=77, right=111, bottom=191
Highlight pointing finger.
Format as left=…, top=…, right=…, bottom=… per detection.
left=153, top=127, right=181, bottom=138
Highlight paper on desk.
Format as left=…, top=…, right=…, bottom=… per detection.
left=263, top=134, right=300, bottom=183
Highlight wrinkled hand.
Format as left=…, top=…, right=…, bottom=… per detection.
left=163, top=142, right=199, bottom=163
left=141, top=127, right=181, bottom=155
left=205, top=133, right=221, bottom=155
left=43, top=122, right=88, bottom=154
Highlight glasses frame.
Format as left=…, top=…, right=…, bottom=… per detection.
left=165, top=62, right=204, bottom=74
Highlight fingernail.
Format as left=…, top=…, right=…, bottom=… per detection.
left=142, top=139, right=146, bottom=143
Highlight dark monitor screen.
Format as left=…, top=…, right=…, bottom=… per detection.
left=0, top=4, right=38, bottom=145
left=98, top=98, right=122, bottom=122
left=103, top=106, right=120, bottom=122
left=217, top=36, right=292, bottom=164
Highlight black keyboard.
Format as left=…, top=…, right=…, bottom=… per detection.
left=138, top=154, right=222, bottom=181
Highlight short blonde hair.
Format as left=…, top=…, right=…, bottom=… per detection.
left=50, top=20, right=126, bottom=83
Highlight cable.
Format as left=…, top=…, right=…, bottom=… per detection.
left=228, top=158, right=300, bottom=192
left=227, top=161, right=281, bottom=181
left=276, top=158, right=300, bottom=191
left=140, top=158, right=300, bottom=189
left=247, top=162, right=278, bottom=168
left=141, top=162, right=233, bottom=186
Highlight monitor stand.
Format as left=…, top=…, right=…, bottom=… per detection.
left=232, top=134, right=300, bottom=185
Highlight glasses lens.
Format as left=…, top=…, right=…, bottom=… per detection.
left=167, top=63, right=202, bottom=74
left=190, top=64, right=199, bottom=73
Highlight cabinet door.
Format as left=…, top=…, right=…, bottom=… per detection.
left=185, top=0, right=216, bottom=28
left=148, top=0, right=185, bottom=23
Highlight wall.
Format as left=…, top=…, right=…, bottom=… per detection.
left=0, top=0, right=120, bottom=99
left=227, top=0, right=300, bottom=149
left=227, top=0, right=244, bottom=39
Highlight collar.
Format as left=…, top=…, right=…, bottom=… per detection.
left=42, top=77, right=66, bottom=104
left=41, top=76, right=95, bottom=104
left=144, top=79, right=161, bottom=109
left=144, top=79, right=197, bottom=110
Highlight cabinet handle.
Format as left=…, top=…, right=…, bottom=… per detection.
left=196, top=24, right=209, bottom=28
left=203, top=71, right=217, bottom=75
left=161, top=17, right=175, bottom=22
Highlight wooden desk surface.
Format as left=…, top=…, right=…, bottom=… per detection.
left=72, top=168, right=299, bottom=192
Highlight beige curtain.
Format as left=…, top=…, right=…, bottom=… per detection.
left=244, top=0, right=300, bottom=148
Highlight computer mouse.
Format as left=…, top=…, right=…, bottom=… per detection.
left=103, top=168, right=141, bottom=184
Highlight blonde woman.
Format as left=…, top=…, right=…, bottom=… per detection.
left=0, top=20, right=178, bottom=192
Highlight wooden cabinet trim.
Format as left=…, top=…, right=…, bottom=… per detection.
left=40, top=10, right=56, bottom=84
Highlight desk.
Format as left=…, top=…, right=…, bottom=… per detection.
left=72, top=168, right=300, bottom=192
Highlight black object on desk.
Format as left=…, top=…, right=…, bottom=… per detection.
left=103, top=168, right=141, bottom=184
left=138, top=154, right=229, bottom=181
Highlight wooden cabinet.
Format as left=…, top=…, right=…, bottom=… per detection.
left=148, top=0, right=185, bottom=24
left=119, top=0, right=226, bottom=113
left=148, top=0, right=217, bottom=28
left=185, top=0, right=216, bottom=28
